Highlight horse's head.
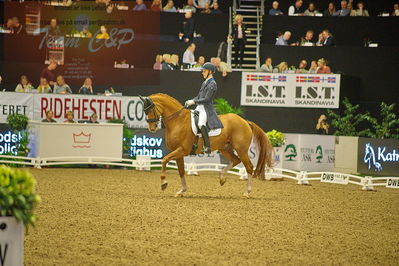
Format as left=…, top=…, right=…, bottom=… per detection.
left=139, top=95, right=161, bottom=133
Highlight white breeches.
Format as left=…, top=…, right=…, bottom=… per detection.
left=195, top=104, right=207, bottom=128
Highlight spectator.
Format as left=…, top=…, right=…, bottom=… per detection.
left=182, top=0, right=197, bottom=13
left=299, top=30, right=314, bottom=46
left=88, top=113, right=99, bottom=123
left=153, top=55, right=163, bottom=70
left=64, top=111, right=76, bottom=123
left=54, top=75, right=72, bottom=94
left=288, top=0, right=304, bottom=16
left=304, top=3, right=319, bottom=16
left=5, top=18, right=14, bottom=33
left=179, top=11, right=195, bottom=43
left=392, top=3, right=399, bottom=16
left=355, top=2, right=369, bottom=16
left=317, top=58, right=332, bottom=74
left=80, top=26, right=92, bottom=38
left=273, top=62, right=288, bottom=73
left=348, top=2, right=356, bottom=16
left=295, top=60, right=308, bottom=73
left=37, top=78, right=52, bottom=93
left=79, top=78, right=94, bottom=94
left=194, top=0, right=212, bottom=9
left=194, top=56, right=206, bottom=68
left=211, top=57, right=231, bottom=77
left=269, top=1, right=283, bottom=16
left=45, top=18, right=62, bottom=36
left=316, top=114, right=330, bottom=135
left=15, top=75, right=34, bottom=93
left=275, top=31, right=291, bottom=46
left=260, top=58, right=273, bottom=72
left=201, top=3, right=212, bottom=14
left=96, top=25, right=110, bottom=39
left=211, top=2, right=222, bottom=14
left=151, top=0, right=162, bottom=11
left=321, top=29, right=335, bottom=46
left=308, top=60, right=318, bottom=73
left=161, top=54, right=174, bottom=70
left=170, top=54, right=180, bottom=70
left=324, top=2, right=336, bottom=16
left=40, top=60, right=57, bottom=86
left=316, top=32, right=324, bottom=46
left=133, top=0, right=147, bottom=11
left=11, top=17, right=23, bottom=34
left=334, top=1, right=350, bottom=16
left=163, top=0, right=177, bottom=12
left=231, top=14, right=247, bottom=68
left=42, top=110, right=57, bottom=123
left=182, top=43, right=196, bottom=68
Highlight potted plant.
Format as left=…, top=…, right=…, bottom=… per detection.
left=0, top=165, right=40, bottom=266
left=107, top=118, right=135, bottom=159
left=265, top=130, right=285, bottom=180
left=6, top=114, right=30, bottom=157
left=214, top=98, right=244, bottom=117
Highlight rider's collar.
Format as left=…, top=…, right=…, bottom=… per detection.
left=204, top=76, right=213, bottom=83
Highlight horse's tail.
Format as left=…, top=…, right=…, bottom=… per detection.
left=248, top=121, right=273, bottom=178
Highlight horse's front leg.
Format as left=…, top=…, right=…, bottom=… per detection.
left=160, top=147, right=185, bottom=191
left=174, top=158, right=187, bottom=197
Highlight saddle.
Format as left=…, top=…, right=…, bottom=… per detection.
left=190, top=110, right=222, bottom=155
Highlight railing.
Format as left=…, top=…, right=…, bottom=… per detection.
left=1, top=154, right=398, bottom=192
left=256, top=7, right=261, bottom=70
left=260, top=0, right=265, bottom=16
left=227, top=7, right=233, bottom=69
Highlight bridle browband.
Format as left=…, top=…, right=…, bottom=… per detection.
left=140, top=96, right=184, bottom=125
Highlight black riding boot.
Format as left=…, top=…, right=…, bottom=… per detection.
left=200, top=126, right=211, bottom=154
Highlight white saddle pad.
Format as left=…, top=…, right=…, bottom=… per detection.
left=190, top=111, right=222, bottom=137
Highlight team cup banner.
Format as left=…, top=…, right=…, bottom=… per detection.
left=241, top=72, right=341, bottom=108
left=0, top=92, right=147, bottom=128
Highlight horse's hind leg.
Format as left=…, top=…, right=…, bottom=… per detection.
left=235, top=150, right=254, bottom=198
left=175, top=158, right=187, bottom=197
left=218, top=147, right=241, bottom=186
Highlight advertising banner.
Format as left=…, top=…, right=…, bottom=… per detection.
left=0, top=93, right=33, bottom=124
left=241, top=72, right=340, bottom=108
left=283, top=134, right=335, bottom=171
left=357, top=137, right=399, bottom=176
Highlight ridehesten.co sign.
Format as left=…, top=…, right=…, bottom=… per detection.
left=241, top=72, right=340, bottom=108
left=358, top=137, right=399, bottom=176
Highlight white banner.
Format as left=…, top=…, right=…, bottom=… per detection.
left=0, top=92, right=147, bottom=127
left=241, top=72, right=341, bottom=108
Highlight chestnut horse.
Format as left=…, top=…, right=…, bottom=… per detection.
left=140, top=93, right=273, bottom=198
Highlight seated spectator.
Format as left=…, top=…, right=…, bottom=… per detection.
left=163, top=0, right=177, bottom=12
left=392, top=3, right=399, bottom=16
left=179, top=11, right=195, bottom=43
left=170, top=54, right=180, bottom=70
left=182, top=0, right=197, bottom=13
left=321, top=29, right=335, bottom=46
left=37, top=78, right=52, bottom=93
left=211, top=2, right=222, bottom=14
left=348, top=2, right=356, bottom=16
left=273, top=62, right=288, bottom=73
left=40, top=60, right=57, bottom=86
left=42, top=110, right=57, bottom=123
left=133, top=0, right=147, bottom=11
left=79, top=78, right=94, bottom=94
left=316, top=114, right=330, bottom=135
left=260, top=58, right=273, bottom=72
left=304, top=3, right=320, bottom=16
left=201, top=3, right=212, bottom=14
left=88, top=113, right=99, bottom=124
left=299, top=30, right=314, bottom=46
left=316, top=33, right=324, bottom=46
left=193, top=56, right=206, bottom=68
left=80, top=26, right=92, bottom=38
left=96, top=25, right=110, bottom=39
left=334, top=0, right=350, bottom=16
left=46, top=18, right=62, bottom=36
left=324, top=2, right=336, bottom=16
left=308, top=60, right=318, bottom=73
left=161, top=54, right=174, bottom=70
left=317, top=58, right=332, bottom=74
left=295, top=60, right=308, bottom=73
left=5, top=18, right=14, bottom=33
left=211, top=57, right=231, bottom=77
left=11, top=17, right=23, bottom=34
left=15, top=75, right=34, bottom=93
left=275, top=31, right=291, bottom=46
left=54, top=75, right=72, bottom=94
left=64, top=111, right=76, bottom=123
left=153, top=55, right=163, bottom=70
left=288, top=0, right=304, bottom=16
left=355, top=2, right=369, bottom=16
left=194, top=0, right=212, bottom=9
left=151, top=0, right=162, bottom=11
left=269, top=1, right=283, bottom=16
left=182, top=43, right=196, bottom=68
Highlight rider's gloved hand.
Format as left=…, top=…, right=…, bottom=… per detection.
left=184, top=99, right=195, bottom=108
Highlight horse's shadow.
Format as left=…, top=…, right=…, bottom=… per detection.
left=153, top=194, right=274, bottom=201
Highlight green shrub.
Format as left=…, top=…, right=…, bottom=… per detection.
left=367, top=102, right=399, bottom=139
left=107, top=118, right=135, bottom=153
left=266, top=130, right=285, bottom=147
left=214, top=98, right=244, bottom=117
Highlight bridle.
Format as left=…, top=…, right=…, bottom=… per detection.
left=141, top=96, right=184, bottom=126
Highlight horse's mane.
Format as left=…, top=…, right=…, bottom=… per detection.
left=149, top=93, right=183, bottom=108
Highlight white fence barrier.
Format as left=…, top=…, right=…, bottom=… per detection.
left=0, top=155, right=398, bottom=191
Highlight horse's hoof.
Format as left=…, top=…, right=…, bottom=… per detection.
left=161, top=181, right=168, bottom=191
left=243, top=192, right=251, bottom=198
left=219, top=177, right=227, bottom=186
left=175, top=192, right=184, bottom=197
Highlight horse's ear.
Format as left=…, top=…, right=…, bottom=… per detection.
left=139, top=95, right=146, bottom=103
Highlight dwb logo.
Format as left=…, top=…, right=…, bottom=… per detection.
left=284, top=144, right=297, bottom=161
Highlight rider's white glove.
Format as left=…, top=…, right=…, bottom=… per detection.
left=185, top=99, right=195, bottom=107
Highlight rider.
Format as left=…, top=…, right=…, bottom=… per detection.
left=184, top=62, right=224, bottom=154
